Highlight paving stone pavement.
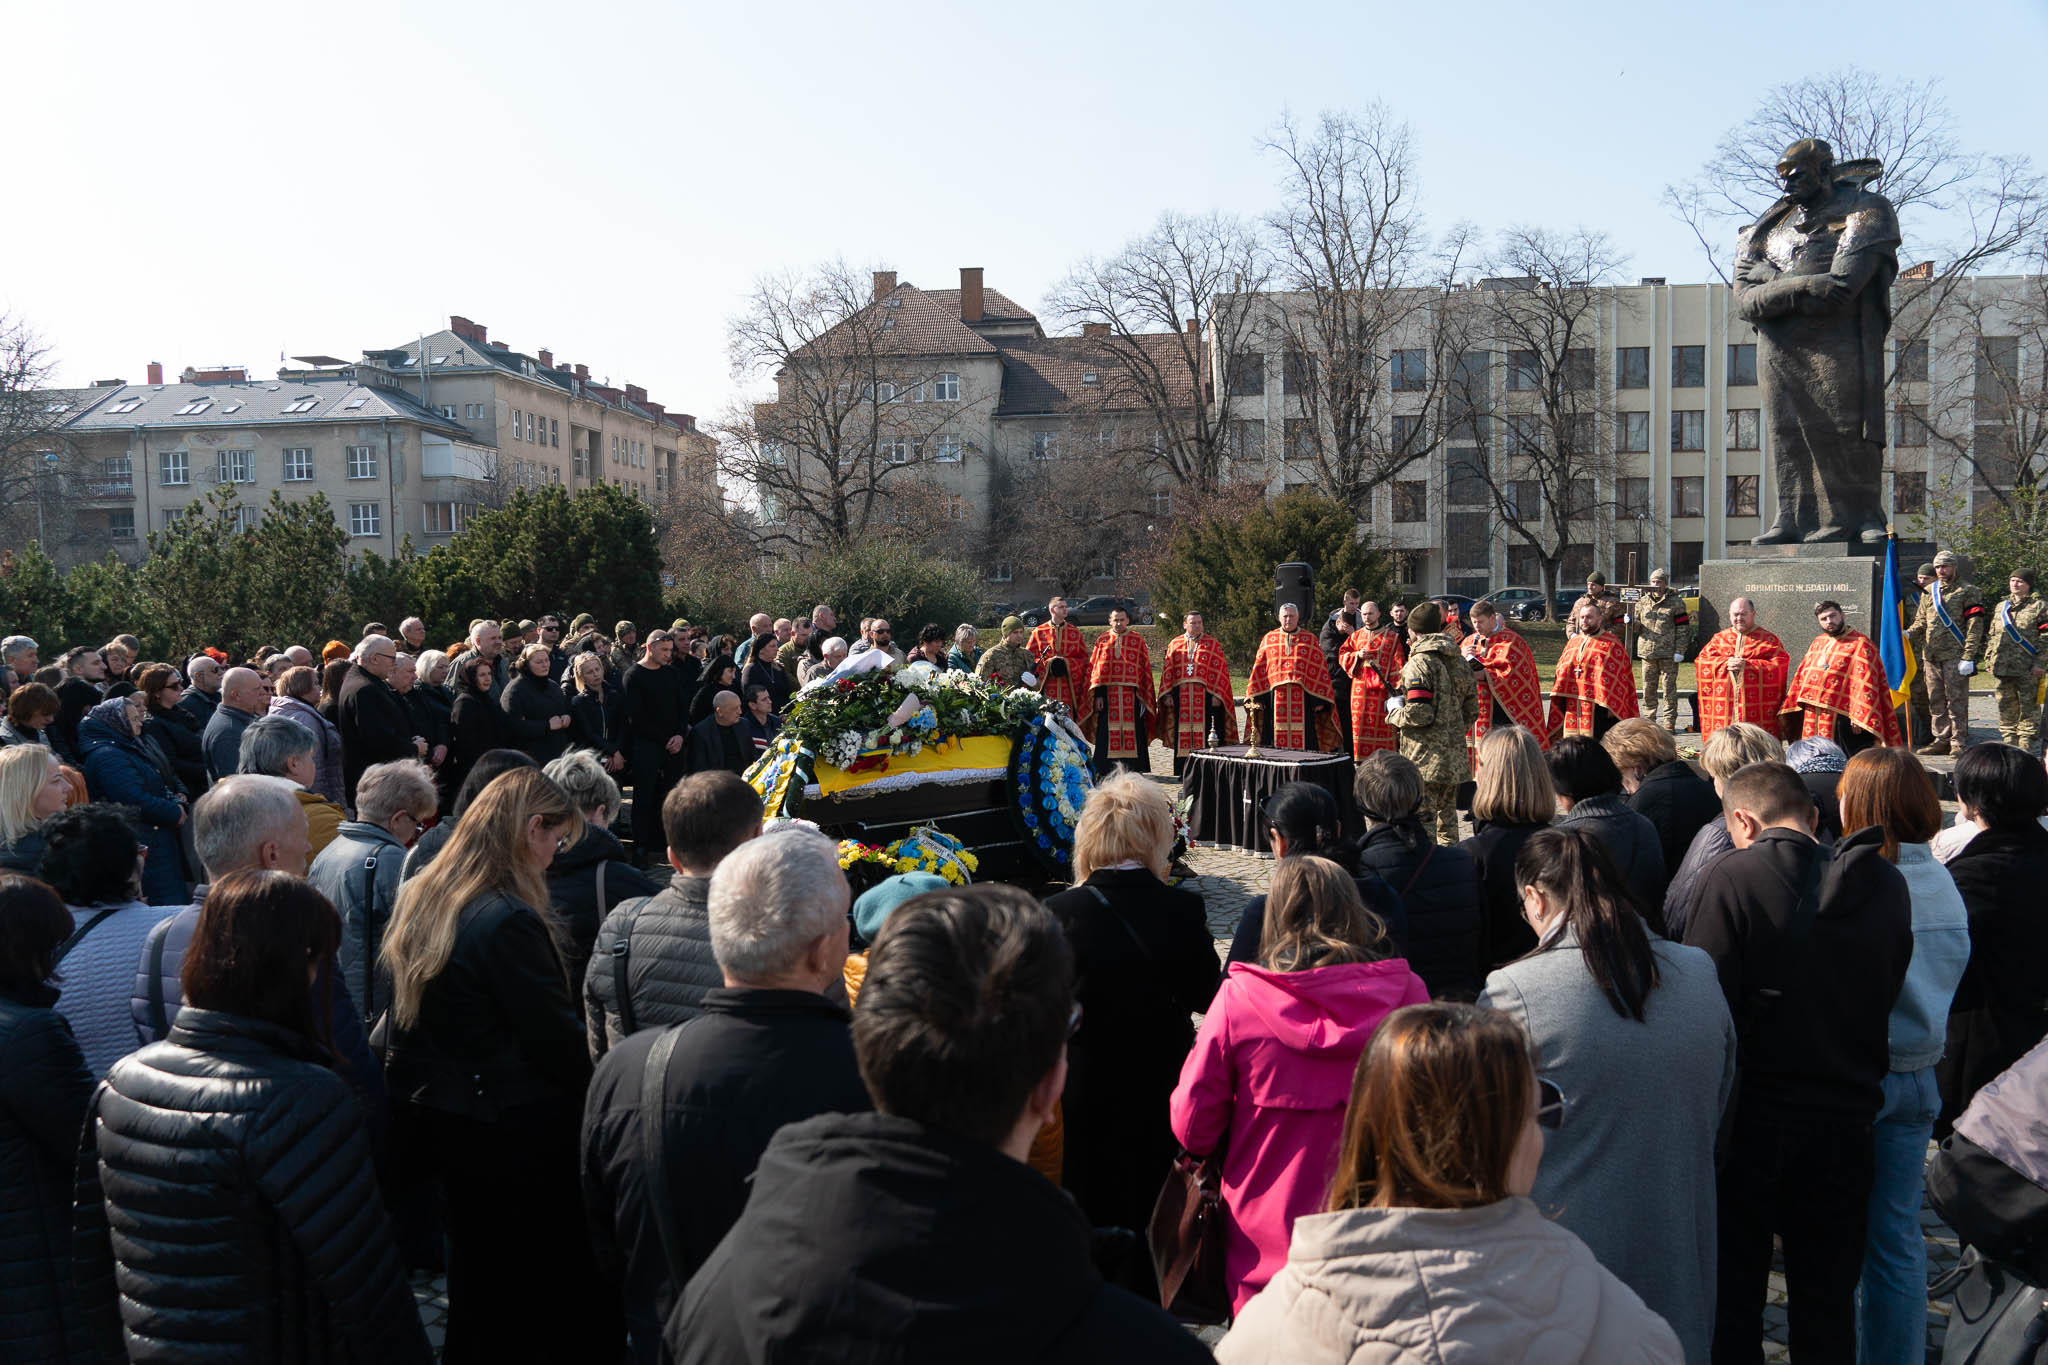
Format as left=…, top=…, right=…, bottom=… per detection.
left=414, top=699, right=2003, bottom=1358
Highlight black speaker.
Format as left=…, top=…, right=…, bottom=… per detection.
left=1275, top=562, right=1314, bottom=621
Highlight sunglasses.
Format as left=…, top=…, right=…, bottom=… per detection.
left=1537, top=1077, right=1566, bottom=1131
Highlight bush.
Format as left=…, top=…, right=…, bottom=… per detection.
left=759, top=540, right=983, bottom=641
left=1149, top=488, right=1389, bottom=659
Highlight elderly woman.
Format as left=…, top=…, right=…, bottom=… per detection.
left=308, top=759, right=440, bottom=1029
left=541, top=750, right=659, bottom=985
left=1042, top=771, right=1220, bottom=1262
left=269, top=665, right=346, bottom=807
left=237, top=714, right=347, bottom=856
left=947, top=624, right=980, bottom=673
left=77, top=694, right=189, bottom=905
left=1606, top=717, right=1720, bottom=880
left=502, top=643, right=575, bottom=765
left=1660, top=721, right=1784, bottom=941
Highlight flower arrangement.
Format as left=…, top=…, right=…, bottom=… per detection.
left=836, top=838, right=901, bottom=895
left=885, top=825, right=980, bottom=886
left=783, top=665, right=1059, bottom=770
left=1009, top=713, right=1095, bottom=873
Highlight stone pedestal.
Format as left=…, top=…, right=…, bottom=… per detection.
left=1695, top=541, right=1932, bottom=670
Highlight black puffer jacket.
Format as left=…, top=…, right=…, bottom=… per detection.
left=545, top=824, right=660, bottom=990
left=1628, top=759, right=1722, bottom=880
left=0, top=985, right=93, bottom=1365
left=501, top=670, right=572, bottom=765
left=1558, top=792, right=1669, bottom=927
left=1357, top=818, right=1483, bottom=999
left=1941, top=822, right=2048, bottom=1123
left=72, top=1008, right=430, bottom=1364
left=145, top=703, right=209, bottom=797
left=582, top=873, right=721, bottom=1058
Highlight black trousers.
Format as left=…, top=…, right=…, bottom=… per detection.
left=1713, top=1112, right=1876, bottom=1364
left=629, top=739, right=682, bottom=863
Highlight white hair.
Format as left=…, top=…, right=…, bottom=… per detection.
left=400, top=617, right=426, bottom=634
left=821, top=636, right=848, bottom=657
left=238, top=714, right=316, bottom=777
left=1, top=635, right=36, bottom=662
left=193, top=775, right=305, bottom=878
left=355, top=760, right=438, bottom=827
left=543, top=750, right=622, bottom=821
left=353, top=633, right=395, bottom=664
left=706, top=826, right=848, bottom=981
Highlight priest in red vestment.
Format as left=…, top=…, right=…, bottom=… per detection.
left=1338, top=601, right=1406, bottom=759
left=1085, top=608, right=1155, bottom=775
left=1157, top=610, right=1237, bottom=776
left=1695, top=596, right=1792, bottom=740
left=1245, top=602, right=1344, bottom=752
left=1548, top=599, right=1641, bottom=740
left=1781, top=599, right=1903, bottom=752
left=1026, top=595, right=1092, bottom=730
left=1463, top=601, right=1548, bottom=757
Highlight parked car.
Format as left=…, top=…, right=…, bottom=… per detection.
left=1431, top=593, right=1478, bottom=621
left=1066, top=594, right=1138, bottom=626
left=1476, top=586, right=1545, bottom=617
left=1511, top=591, right=1580, bottom=623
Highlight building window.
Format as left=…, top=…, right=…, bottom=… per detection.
left=1565, top=479, right=1597, bottom=520
left=1506, top=544, right=1542, bottom=586
left=1229, top=419, right=1265, bottom=461
left=550, top=419, right=559, bottom=448
left=1671, top=410, right=1706, bottom=452
left=1446, top=512, right=1489, bottom=569
left=1503, top=414, right=1543, bottom=455
left=160, top=450, right=189, bottom=486
left=985, top=561, right=1013, bottom=583
left=1671, top=476, right=1705, bottom=518
left=878, top=437, right=911, bottom=465
left=1895, top=470, right=1927, bottom=514
left=1563, top=348, right=1595, bottom=391
left=348, top=502, right=382, bottom=537
left=464, top=402, right=483, bottom=419
left=932, top=372, right=960, bottom=402
left=1618, top=476, right=1651, bottom=517
left=1726, top=474, right=1760, bottom=517
left=942, top=496, right=966, bottom=521
left=101, top=454, right=132, bottom=489
left=1726, top=409, right=1761, bottom=450
left=439, top=404, right=456, bottom=419
left=423, top=501, right=472, bottom=534
left=1505, top=349, right=1542, bottom=392
left=217, top=449, right=253, bottom=484
left=282, top=448, right=312, bottom=481
left=1616, top=347, right=1649, bottom=390
left=1671, top=345, right=1705, bottom=388
left=1149, top=489, right=1172, bottom=517
left=1893, top=404, right=1929, bottom=447
left=932, top=435, right=962, bottom=463
left=1387, top=413, right=1424, bottom=454
left=1282, top=349, right=1312, bottom=394
left=1895, top=339, right=1929, bottom=384
left=1728, top=343, right=1758, bottom=387
left=346, top=445, right=377, bottom=479
left=1672, top=540, right=1704, bottom=582
left=1226, top=351, right=1264, bottom=397
left=1614, top=410, right=1650, bottom=454
left=511, top=408, right=522, bottom=440
left=1505, top=479, right=1541, bottom=521
left=1284, top=418, right=1313, bottom=462
left=232, top=506, right=258, bottom=533
left=1390, top=348, right=1427, bottom=392
left=109, top=508, right=134, bottom=539
left=1031, top=431, right=1059, bottom=460
left=528, top=414, right=538, bottom=443
left=162, top=506, right=187, bottom=529
left=1392, top=480, right=1427, bottom=522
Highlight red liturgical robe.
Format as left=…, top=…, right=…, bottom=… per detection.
left=1027, top=620, right=1092, bottom=730
left=1466, top=626, right=1547, bottom=756
left=1783, top=627, right=1903, bottom=746
left=1086, top=630, right=1155, bottom=762
left=1695, top=627, right=1791, bottom=739
left=1247, top=627, right=1342, bottom=752
left=1547, top=632, right=1640, bottom=738
left=1158, top=633, right=1237, bottom=757
left=1339, top=626, right=1406, bottom=758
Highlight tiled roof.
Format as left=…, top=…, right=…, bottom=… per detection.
left=994, top=333, right=1200, bottom=416
left=788, top=282, right=1047, bottom=367
left=65, top=376, right=468, bottom=434
left=925, top=286, right=1038, bottom=325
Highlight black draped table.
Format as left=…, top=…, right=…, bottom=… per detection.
left=1179, top=745, right=1362, bottom=856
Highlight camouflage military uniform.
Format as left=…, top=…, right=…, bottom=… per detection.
left=974, top=642, right=1037, bottom=689
left=1985, top=591, right=2048, bottom=751
left=1633, top=588, right=1694, bottom=731
left=1568, top=590, right=1620, bottom=637
left=1901, top=580, right=1933, bottom=745
left=1389, top=633, right=1480, bottom=845
left=1912, top=577, right=1986, bottom=752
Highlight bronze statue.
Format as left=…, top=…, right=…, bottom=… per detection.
left=1734, top=138, right=1900, bottom=546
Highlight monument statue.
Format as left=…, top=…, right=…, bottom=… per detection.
left=1733, top=138, right=1900, bottom=547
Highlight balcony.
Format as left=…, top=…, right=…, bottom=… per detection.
left=75, top=478, right=136, bottom=504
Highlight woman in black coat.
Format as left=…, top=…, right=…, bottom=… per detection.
left=689, top=659, right=741, bottom=725
left=1549, top=737, right=1667, bottom=929
left=1042, top=773, right=1220, bottom=1251
left=379, top=769, right=618, bottom=1362
left=138, top=664, right=208, bottom=798
left=72, top=869, right=430, bottom=1364
left=563, top=653, right=619, bottom=766
left=0, top=873, right=95, bottom=1365
left=1939, top=743, right=2048, bottom=1127
left=1355, top=751, right=1483, bottom=998
left=444, top=655, right=509, bottom=812
left=1608, top=718, right=1721, bottom=880
left=740, top=632, right=791, bottom=713
left=500, top=644, right=574, bottom=766
left=1457, top=725, right=1558, bottom=968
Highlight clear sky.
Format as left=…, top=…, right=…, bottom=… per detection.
left=8, top=0, right=2044, bottom=425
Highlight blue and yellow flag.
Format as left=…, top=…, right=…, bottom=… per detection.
left=1879, top=534, right=1916, bottom=707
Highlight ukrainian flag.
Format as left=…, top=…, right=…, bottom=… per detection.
left=1879, top=534, right=1916, bottom=708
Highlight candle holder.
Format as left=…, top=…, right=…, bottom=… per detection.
left=1242, top=696, right=1263, bottom=759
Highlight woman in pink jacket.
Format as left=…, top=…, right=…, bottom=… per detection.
left=1170, top=855, right=1428, bottom=1313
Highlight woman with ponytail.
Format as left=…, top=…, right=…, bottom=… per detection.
left=1476, top=826, right=1734, bottom=1362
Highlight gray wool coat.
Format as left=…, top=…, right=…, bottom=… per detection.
left=1479, top=927, right=1736, bottom=1364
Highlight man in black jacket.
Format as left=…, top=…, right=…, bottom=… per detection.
left=178, top=653, right=221, bottom=729
left=1354, top=751, right=1481, bottom=998
left=584, top=771, right=762, bottom=1057
left=623, top=630, right=689, bottom=863
left=583, top=826, right=869, bottom=1364
left=685, top=691, right=749, bottom=777
left=667, top=883, right=1210, bottom=1365
left=335, top=636, right=422, bottom=808
left=1684, top=760, right=1912, bottom=1365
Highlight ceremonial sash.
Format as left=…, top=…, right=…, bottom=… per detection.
left=1932, top=589, right=1965, bottom=648
left=1998, top=600, right=2038, bottom=659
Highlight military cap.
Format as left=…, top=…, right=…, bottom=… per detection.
left=1408, top=601, right=1445, bottom=635
left=1933, top=550, right=1961, bottom=568
left=1587, top=571, right=1608, bottom=587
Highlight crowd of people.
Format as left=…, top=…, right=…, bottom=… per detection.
left=0, top=579, right=2042, bottom=1365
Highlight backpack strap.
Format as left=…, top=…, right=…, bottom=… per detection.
left=639, top=1023, right=690, bottom=1297
left=609, top=895, right=655, bottom=1039
left=143, top=912, right=175, bottom=1040
left=359, top=848, right=383, bottom=1016
left=58, top=907, right=121, bottom=964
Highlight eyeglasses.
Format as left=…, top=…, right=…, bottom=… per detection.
left=1537, top=1077, right=1566, bottom=1131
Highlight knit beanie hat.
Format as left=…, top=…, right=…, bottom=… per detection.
left=1408, top=601, right=1444, bottom=635
left=852, top=872, right=950, bottom=945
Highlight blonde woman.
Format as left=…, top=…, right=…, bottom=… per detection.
left=1662, top=720, right=1786, bottom=939
left=1457, top=725, right=1558, bottom=968
left=378, top=768, right=616, bottom=1360
left=1041, top=770, right=1221, bottom=1255
left=1172, top=856, right=1428, bottom=1312
left=0, top=744, right=72, bottom=873
left=566, top=652, right=621, bottom=771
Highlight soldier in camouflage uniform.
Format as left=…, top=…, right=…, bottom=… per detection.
left=1898, top=563, right=1935, bottom=747
left=1634, top=568, right=1694, bottom=731
left=1569, top=571, right=1620, bottom=637
left=1986, top=568, right=2048, bottom=752
left=1912, top=549, right=1987, bottom=756
left=1388, top=600, right=1480, bottom=844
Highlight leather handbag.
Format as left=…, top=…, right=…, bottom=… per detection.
left=1933, top=1248, right=2048, bottom=1363
left=1147, top=1143, right=1231, bottom=1324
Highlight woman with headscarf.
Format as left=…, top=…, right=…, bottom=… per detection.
left=76, top=695, right=188, bottom=905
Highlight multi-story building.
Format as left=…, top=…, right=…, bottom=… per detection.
left=1221, top=272, right=2044, bottom=595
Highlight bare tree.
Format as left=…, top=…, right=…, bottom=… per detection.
left=1048, top=211, right=1269, bottom=493
left=1441, top=229, right=1642, bottom=616
left=716, top=261, right=993, bottom=555
left=1665, top=68, right=2044, bottom=292
left=1260, top=106, right=1473, bottom=514
left=0, top=315, right=94, bottom=553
